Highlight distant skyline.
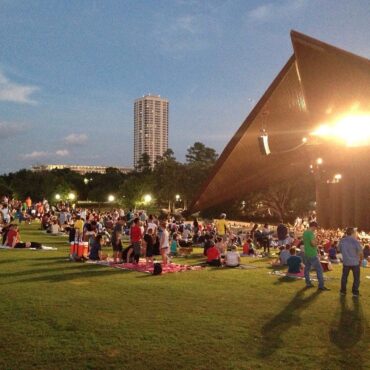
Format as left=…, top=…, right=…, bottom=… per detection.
left=1, top=0, right=370, bottom=173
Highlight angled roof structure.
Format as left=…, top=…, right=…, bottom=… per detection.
left=189, top=30, right=370, bottom=212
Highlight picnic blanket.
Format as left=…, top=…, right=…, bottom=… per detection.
left=87, top=259, right=203, bottom=274
left=269, top=270, right=333, bottom=281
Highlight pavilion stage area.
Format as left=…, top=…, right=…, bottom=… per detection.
left=190, top=31, right=370, bottom=230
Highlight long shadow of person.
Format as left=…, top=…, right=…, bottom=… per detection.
left=259, top=287, right=320, bottom=358
left=329, top=296, right=366, bottom=369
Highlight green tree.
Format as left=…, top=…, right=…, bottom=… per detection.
left=0, top=178, right=13, bottom=197
left=153, top=149, right=184, bottom=210
left=186, top=142, right=218, bottom=167
left=118, top=172, right=154, bottom=208
left=135, top=153, right=152, bottom=172
left=183, top=142, right=219, bottom=208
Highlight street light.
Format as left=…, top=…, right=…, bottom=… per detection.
left=316, top=158, right=323, bottom=165
left=108, top=194, right=115, bottom=202
left=175, top=194, right=180, bottom=201
left=143, top=194, right=152, bottom=204
left=55, top=194, right=61, bottom=200
left=334, top=174, right=342, bottom=182
left=68, top=192, right=76, bottom=201
left=83, top=178, right=89, bottom=184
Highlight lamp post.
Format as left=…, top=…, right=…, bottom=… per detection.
left=143, top=194, right=152, bottom=208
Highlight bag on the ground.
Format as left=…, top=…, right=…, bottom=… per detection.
left=152, top=262, right=162, bottom=275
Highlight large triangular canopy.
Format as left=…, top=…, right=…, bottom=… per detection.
left=189, top=30, right=370, bottom=212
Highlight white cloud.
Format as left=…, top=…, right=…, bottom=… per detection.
left=0, top=71, right=39, bottom=104
left=55, top=149, right=69, bottom=157
left=0, top=121, right=26, bottom=139
left=247, top=0, right=306, bottom=22
left=153, top=12, right=219, bottom=55
left=65, top=133, right=88, bottom=144
left=21, top=148, right=70, bottom=160
left=22, top=151, right=48, bottom=159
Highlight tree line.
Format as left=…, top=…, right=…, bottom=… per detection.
left=0, top=141, right=315, bottom=222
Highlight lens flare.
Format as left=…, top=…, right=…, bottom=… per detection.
left=311, top=114, right=370, bottom=147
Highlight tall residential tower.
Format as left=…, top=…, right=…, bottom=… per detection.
left=134, top=95, right=169, bottom=167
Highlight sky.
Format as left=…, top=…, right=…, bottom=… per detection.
left=1, top=0, right=370, bottom=173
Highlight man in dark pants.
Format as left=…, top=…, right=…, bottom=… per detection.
left=339, top=227, right=363, bottom=297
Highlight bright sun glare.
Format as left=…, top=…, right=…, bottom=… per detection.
left=311, top=113, right=370, bottom=147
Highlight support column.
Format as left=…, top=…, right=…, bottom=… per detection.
left=354, top=176, right=368, bottom=231
left=316, top=181, right=330, bottom=229
left=330, top=182, right=342, bottom=229
left=341, top=177, right=354, bottom=228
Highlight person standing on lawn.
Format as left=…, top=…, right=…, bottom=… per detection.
left=130, top=218, right=143, bottom=264
left=339, top=227, right=363, bottom=297
left=215, top=213, right=229, bottom=241
left=303, top=221, right=330, bottom=291
left=160, top=221, right=170, bottom=266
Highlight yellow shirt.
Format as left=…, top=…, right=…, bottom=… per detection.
left=216, top=219, right=228, bottom=236
left=74, top=219, right=84, bottom=233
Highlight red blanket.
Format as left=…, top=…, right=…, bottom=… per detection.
left=111, top=261, right=203, bottom=274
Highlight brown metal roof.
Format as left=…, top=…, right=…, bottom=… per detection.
left=189, top=30, right=370, bottom=212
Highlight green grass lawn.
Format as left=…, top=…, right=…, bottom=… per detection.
left=0, top=224, right=369, bottom=370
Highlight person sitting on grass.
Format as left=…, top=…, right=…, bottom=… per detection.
left=224, top=245, right=240, bottom=268
left=1, top=222, right=11, bottom=245
left=363, top=244, right=370, bottom=261
left=215, top=236, right=226, bottom=256
left=329, top=241, right=340, bottom=263
left=271, top=246, right=284, bottom=266
left=206, top=241, right=221, bottom=267
left=241, top=239, right=251, bottom=256
left=41, top=213, right=50, bottom=230
left=5, top=224, right=42, bottom=249
left=279, top=245, right=291, bottom=265
left=203, top=233, right=214, bottom=256
left=49, top=219, right=61, bottom=235
left=89, top=234, right=107, bottom=261
left=287, top=247, right=304, bottom=274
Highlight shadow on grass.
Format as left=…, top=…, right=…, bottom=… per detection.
left=327, top=296, right=367, bottom=369
left=0, top=259, right=19, bottom=265
left=8, top=265, right=132, bottom=284
left=266, top=264, right=286, bottom=270
left=22, top=256, right=70, bottom=266
left=259, top=287, right=320, bottom=357
left=0, top=263, right=90, bottom=280
left=273, top=276, right=300, bottom=284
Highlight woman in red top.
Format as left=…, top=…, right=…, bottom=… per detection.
left=6, top=225, right=19, bottom=247
left=206, top=243, right=221, bottom=267
left=127, top=218, right=142, bottom=264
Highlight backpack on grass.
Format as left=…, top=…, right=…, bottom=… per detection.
left=152, top=263, right=162, bottom=275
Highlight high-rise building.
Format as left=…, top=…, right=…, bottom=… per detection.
left=134, top=95, right=169, bottom=167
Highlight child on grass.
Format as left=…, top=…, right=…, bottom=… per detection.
left=170, top=233, right=179, bottom=257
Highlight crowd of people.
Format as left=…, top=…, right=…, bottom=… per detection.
left=0, top=195, right=367, bottom=294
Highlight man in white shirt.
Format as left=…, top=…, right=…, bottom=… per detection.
left=279, top=245, right=291, bottom=265
left=1, top=204, right=10, bottom=224
left=160, top=221, right=170, bottom=266
left=147, top=215, right=157, bottom=234
left=225, top=246, right=240, bottom=267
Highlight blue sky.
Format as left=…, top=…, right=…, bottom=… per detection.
left=1, top=0, right=370, bottom=173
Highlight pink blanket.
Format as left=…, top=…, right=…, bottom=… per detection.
left=111, top=261, right=203, bottom=274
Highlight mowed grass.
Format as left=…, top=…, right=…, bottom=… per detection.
left=0, top=224, right=369, bottom=370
